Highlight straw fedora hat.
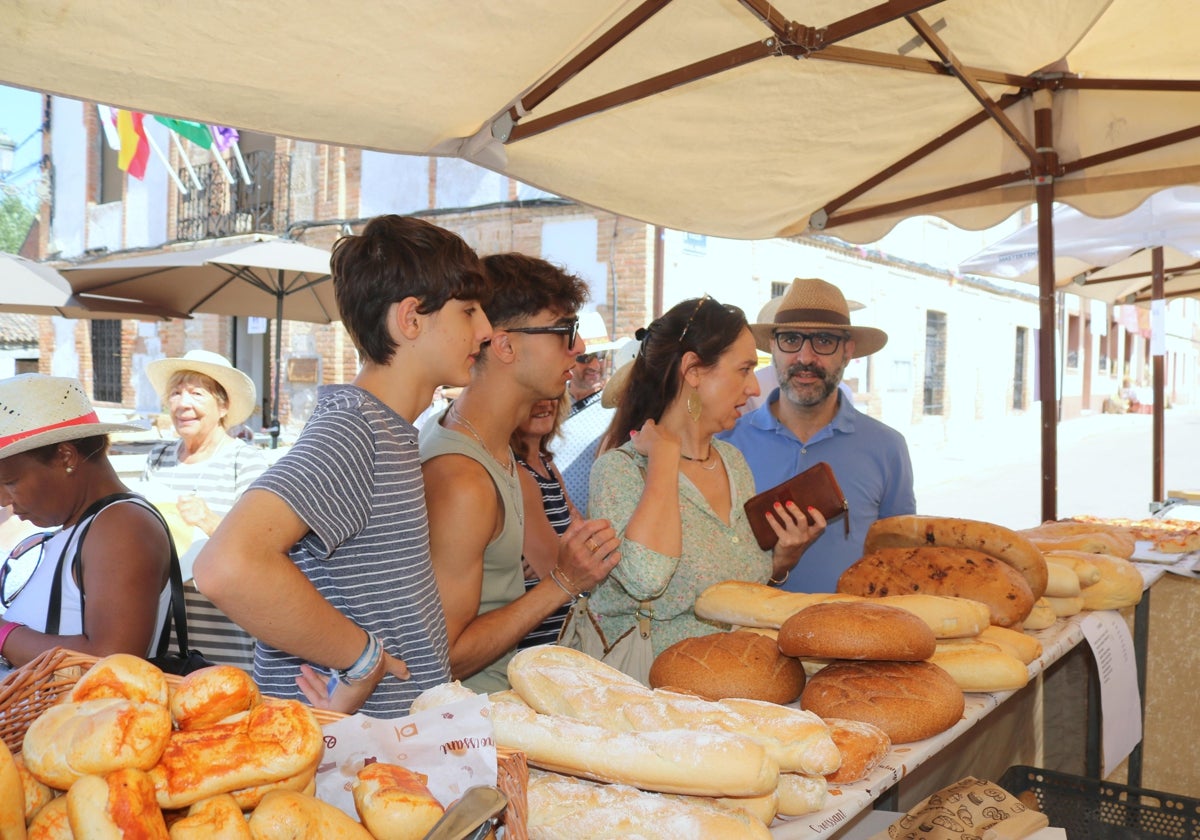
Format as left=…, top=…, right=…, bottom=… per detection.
left=0, top=374, right=144, bottom=460
left=750, top=278, right=886, bottom=358
left=147, top=350, right=257, bottom=427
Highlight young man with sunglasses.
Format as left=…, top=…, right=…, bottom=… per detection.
left=420, top=253, right=621, bottom=692
left=719, top=277, right=915, bottom=593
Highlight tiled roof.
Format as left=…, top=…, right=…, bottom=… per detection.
left=0, top=314, right=38, bottom=348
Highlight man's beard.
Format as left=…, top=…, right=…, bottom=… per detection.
left=778, top=358, right=845, bottom=408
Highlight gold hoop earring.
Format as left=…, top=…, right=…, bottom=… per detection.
left=687, top=390, right=702, bottom=423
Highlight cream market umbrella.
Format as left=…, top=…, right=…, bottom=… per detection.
left=5, top=0, right=1200, bottom=516
left=60, top=237, right=334, bottom=444
left=0, top=252, right=185, bottom=320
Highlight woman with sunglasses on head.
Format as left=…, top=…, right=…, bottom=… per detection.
left=587, top=297, right=825, bottom=662
left=0, top=375, right=172, bottom=673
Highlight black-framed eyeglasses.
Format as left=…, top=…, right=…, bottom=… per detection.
left=678, top=295, right=712, bottom=343
left=506, top=317, right=580, bottom=348
left=773, top=331, right=847, bottom=356
left=1, top=531, right=54, bottom=608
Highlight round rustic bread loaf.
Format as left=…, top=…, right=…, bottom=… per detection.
left=778, top=601, right=936, bottom=661
left=648, top=630, right=806, bottom=704
left=800, top=660, right=964, bottom=744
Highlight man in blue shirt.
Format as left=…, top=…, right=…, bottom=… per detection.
left=719, top=277, right=915, bottom=593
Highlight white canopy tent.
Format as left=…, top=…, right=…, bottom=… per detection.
left=3, top=0, right=1200, bottom=518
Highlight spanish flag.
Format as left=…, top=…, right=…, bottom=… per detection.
left=115, top=109, right=150, bottom=180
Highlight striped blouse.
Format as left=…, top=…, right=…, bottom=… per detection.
left=517, top=453, right=573, bottom=649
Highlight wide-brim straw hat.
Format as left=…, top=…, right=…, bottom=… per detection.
left=750, top=278, right=886, bottom=358
left=0, top=374, right=144, bottom=460
left=146, top=349, right=257, bottom=427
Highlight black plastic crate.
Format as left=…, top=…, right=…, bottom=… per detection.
left=999, top=766, right=1200, bottom=839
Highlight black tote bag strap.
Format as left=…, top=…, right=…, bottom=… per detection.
left=44, top=492, right=185, bottom=658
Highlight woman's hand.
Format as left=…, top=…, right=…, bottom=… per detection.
left=554, top=518, right=622, bottom=597
left=629, top=418, right=679, bottom=461
left=767, top=502, right=826, bottom=580
left=177, top=494, right=219, bottom=536
left=296, top=651, right=409, bottom=714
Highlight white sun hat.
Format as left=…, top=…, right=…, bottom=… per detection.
left=146, top=349, right=257, bottom=427
left=577, top=311, right=624, bottom=355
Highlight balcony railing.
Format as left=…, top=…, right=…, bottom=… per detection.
left=176, top=151, right=291, bottom=241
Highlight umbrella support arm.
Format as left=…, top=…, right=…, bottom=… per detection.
left=271, top=285, right=283, bottom=449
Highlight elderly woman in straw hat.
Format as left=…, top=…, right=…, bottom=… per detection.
left=586, top=296, right=824, bottom=661
left=0, top=375, right=172, bottom=671
left=142, top=349, right=268, bottom=671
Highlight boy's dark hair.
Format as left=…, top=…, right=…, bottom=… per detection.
left=479, top=253, right=588, bottom=328
left=331, top=215, right=490, bottom=365
left=605, top=296, right=748, bottom=448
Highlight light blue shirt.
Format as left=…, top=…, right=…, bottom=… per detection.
left=718, top=389, right=915, bottom=593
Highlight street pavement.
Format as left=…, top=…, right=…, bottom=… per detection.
left=909, top=406, right=1200, bottom=530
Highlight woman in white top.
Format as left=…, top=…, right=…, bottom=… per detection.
left=142, top=350, right=267, bottom=671
left=0, top=375, right=171, bottom=670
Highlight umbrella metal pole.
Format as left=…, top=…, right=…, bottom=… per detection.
left=1152, top=247, right=1165, bottom=503
left=1035, top=97, right=1058, bottom=523
left=272, top=287, right=283, bottom=449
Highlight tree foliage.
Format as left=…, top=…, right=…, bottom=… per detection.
left=0, top=192, right=35, bottom=254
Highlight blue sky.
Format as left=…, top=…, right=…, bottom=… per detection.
left=0, top=84, right=46, bottom=191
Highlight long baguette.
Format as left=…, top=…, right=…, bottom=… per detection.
left=696, top=582, right=986, bottom=639
left=526, top=771, right=773, bottom=840
left=694, top=582, right=862, bottom=628
left=508, top=646, right=839, bottom=775
left=1024, top=533, right=1134, bottom=560
left=866, top=515, right=1048, bottom=599
left=930, top=640, right=1030, bottom=692
left=491, top=699, right=779, bottom=797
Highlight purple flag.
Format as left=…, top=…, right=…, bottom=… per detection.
left=210, top=125, right=240, bottom=152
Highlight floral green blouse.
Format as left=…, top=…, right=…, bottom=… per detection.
left=586, top=438, right=773, bottom=656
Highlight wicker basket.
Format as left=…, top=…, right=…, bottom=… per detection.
left=0, top=648, right=529, bottom=839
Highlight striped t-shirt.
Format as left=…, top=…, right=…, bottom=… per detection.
left=143, top=438, right=268, bottom=671
left=251, top=385, right=452, bottom=717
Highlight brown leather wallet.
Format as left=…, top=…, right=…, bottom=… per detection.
left=743, top=462, right=849, bottom=550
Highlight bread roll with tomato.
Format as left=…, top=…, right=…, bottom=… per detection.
left=247, top=790, right=373, bottom=839
left=352, top=763, right=444, bottom=840
left=67, top=767, right=169, bottom=839
left=168, top=794, right=252, bottom=840
left=170, top=665, right=261, bottom=731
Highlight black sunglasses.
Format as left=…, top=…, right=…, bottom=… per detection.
left=1, top=531, right=54, bottom=608
left=506, top=317, right=580, bottom=348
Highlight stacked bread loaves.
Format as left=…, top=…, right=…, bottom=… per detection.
left=412, top=645, right=844, bottom=836
left=1017, top=520, right=1144, bottom=618
left=4, top=653, right=441, bottom=837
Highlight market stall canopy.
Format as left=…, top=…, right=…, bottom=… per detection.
left=958, top=187, right=1200, bottom=305
left=2, top=1, right=1199, bottom=242
left=0, top=252, right=186, bottom=321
